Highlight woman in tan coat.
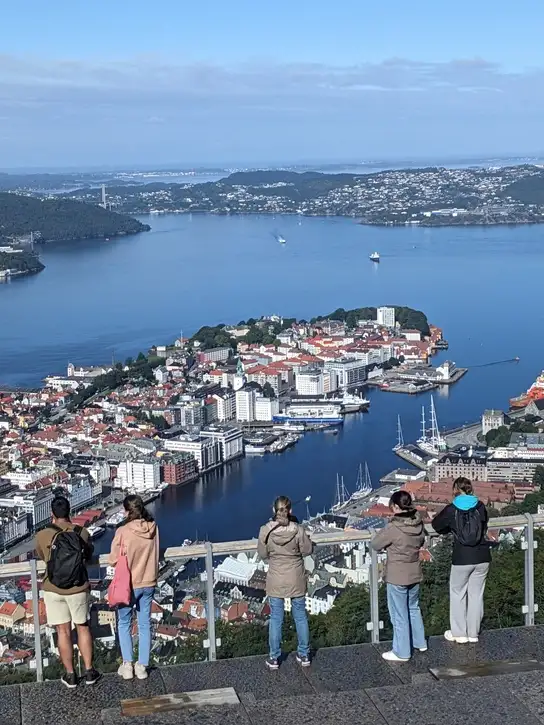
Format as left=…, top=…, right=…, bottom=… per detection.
left=371, top=490, right=426, bottom=662
left=257, top=496, right=313, bottom=670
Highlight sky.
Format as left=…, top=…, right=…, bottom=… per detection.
left=1, top=0, right=544, bottom=168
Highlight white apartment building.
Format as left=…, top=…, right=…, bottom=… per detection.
left=0, top=488, right=54, bottom=530
left=377, top=307, right=396, bottom=328
left=324, top=358, right=367, bottom=389
left=63, top=475, right=103, bottom=511
left=213, top=391, right=236, bottom=422
left=163, top=435, right=222, bottom=472
left=482, top=410, right=505, bottom=436
left=3, top=470, right=42, bottom=489
left=201, top=426, right=243, bottom=462
left=255, top=396, right=280, bottom=421
left=0, top=509, right=29, bottom=548
left=295, top=368, right=335, bottom=396
left=178, top=402, right=205, bottom=428
left=116, top=459, right=161, bottom=491
left=236, top=388, right=257, bottom=422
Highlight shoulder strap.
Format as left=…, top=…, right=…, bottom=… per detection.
left=47, top=524, right=63, bottom=533
left=264, top=523, right=282, bottom=546
left=73, top=525, right=82, bottom=535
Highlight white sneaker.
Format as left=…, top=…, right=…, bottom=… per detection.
left=382, top=650, right=410, bottom=662
left=118, top=661, right=134, bottom=680
left=468, top=637, right=479, bottom=643
left=134, top=663, right=148, bottom=680
left=418, top=646, right=428, bottom=652
left=444, top=630, right=469, bottom=644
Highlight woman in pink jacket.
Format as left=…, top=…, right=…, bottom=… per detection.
left=109, top=495, right=159, bottom=680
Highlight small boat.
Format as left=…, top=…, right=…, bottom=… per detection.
left=87, top=524, right=106, bottom=540
left=369, top=252, right=380, bottom=262
left=277, top=235, right=286, bottom=245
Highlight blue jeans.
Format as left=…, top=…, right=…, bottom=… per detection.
left=268, top=596, right=310, bottom=660
left=117, top=587, right=154, bottom=666
left=387, top=583, right=426, bottom=659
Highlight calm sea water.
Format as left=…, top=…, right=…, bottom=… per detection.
left=1, top=214, right=543, bottom=550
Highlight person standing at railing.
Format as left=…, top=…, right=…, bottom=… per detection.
left=258, top=495, right=314, bottom=670
left=108, top=494, right=159, bottom=680
left=35, top=495, right=101, bottom=688
left=431, top=476, right=491, bottom=644
left=370, top=490, right=427, bottom=662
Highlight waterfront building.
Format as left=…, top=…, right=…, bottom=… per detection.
left=201, top=425, right=244, bottom=462
left=436, top=361, right=457, bottom=381
left=324, top=358, right=367, bottom=389
left=295, top=367, right=336, bottom=396
left=116, top=459, right=161, bottom=491
left=212, top=390, right=236, bottom=422
left=255, top=396, right=280, bottom=421
left=482, top=410, right=505, bottom=436
left=163, top=435, right=222, bottom=472
left=161, top=454, right=199, bottom=486
left=377, top=307, right=396, bottom=328
left=432, top=452, right=488, bottom=482
left=486, top=457, right=544, bottom=483
left=235, top=388, right=257, bottom=422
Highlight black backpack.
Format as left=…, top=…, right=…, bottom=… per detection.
left=46, top=525, right=88, bottom=589
left=454, top=507, right=483, bottom=547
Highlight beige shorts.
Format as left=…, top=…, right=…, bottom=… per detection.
left=43, top=590, right=90, bottom=626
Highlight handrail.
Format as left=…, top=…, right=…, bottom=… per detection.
left=1, top=512, right=540, bottom=574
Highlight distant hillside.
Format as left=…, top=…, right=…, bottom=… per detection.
left=0, top=193, right=150, bottom=243
left=0, top=250, right=44, bottom=276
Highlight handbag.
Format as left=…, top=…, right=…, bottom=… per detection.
left=107, top=535, right=132, bottom=607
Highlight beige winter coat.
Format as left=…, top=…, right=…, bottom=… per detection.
left=258, top=520, right=313, bottom=599
left=370, top=511, right=425, bottom=586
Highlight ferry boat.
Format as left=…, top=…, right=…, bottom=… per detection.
left=105, top=511, right=125, bottom=528
left=273, top=403, right=343, bottom=425
left=510, top=370, right=544, bottom=408
left=245, top=443, right=268, bottom=454
left=369, top=252, right=380, bottom=262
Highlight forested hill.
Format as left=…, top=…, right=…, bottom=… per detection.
left=0, top=193, right=150, bottom=243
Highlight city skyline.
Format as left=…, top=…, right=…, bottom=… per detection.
left=2, top=1, right=544, bottom=167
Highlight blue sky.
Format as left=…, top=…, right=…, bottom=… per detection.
left=1, top=0, right=544, bottom=168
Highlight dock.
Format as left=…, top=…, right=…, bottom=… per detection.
left=393, top=444, right=435, bottom=470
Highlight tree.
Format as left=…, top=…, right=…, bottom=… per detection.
left=486, top=426, right=511, bottom=448
left=137, top=352, right=146, bottom=362
left=262, top=383, right=276, bottom=399
left=533, top=465, right=544, bottom=490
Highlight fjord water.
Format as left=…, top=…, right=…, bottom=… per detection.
left=1, top=214, right=543, bottom=548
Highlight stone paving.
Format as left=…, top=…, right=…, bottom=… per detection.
left=6, top=626, right=544, bottom=725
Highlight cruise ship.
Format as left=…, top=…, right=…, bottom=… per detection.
left=510, top=370, right=544, bottom=408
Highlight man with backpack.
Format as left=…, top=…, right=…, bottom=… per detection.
left=431, top=477, right=491, bottom=644
left=35, top=496, right=100, bottom=688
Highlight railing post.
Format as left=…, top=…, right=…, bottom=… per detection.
left=30, top=559, right=43, bottom=682
left=522, top=513, right=538, bottom=626
left=367, top=547, right=382, bottom=644
left=204, top=542, right=217, bottom=661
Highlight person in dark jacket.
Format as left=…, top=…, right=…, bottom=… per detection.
left=371, top=490, right=427, bottom=662
left=431, top=476, right=491, bottom=643
left=257, top=496, right=313, bottom=670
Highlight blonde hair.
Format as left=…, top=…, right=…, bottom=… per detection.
left=273, top=496, right=292, bottom=526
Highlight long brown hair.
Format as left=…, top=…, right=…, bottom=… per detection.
left=123, top=494, right=154, bottom=523
left=273, top=495, right=292, bottom=526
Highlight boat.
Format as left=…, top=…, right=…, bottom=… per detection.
left=369, top=252, right=380, bottom=262
left=350, top=463, right=373, bottom=500
left=273, top=403, right=343, bottom=425
left=330, top=474, right=351, bottom=512
left=324, top=428, right=338, bottom=436
left=105, top=511, right=125, bottom=528
left=277, top=234, right=286, bottom=245
left=87, top=523, right=106, bottom=540
left=510, top=370, right=544, bottom=408
left=416, top=396, right=446, bottom=455
left=245, top=443, right=268, bottom=454
left=272, top=422, right=306, bottom=432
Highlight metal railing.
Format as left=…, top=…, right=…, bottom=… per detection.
left=1, top=511, right=541, bottom=682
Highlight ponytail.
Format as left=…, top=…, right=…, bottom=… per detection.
left=123, top=494, right=154, bottom=523
left=273, top=495, right=292, bottom=526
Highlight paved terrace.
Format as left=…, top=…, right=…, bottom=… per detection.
left=6, top=625, right=544, bottom=725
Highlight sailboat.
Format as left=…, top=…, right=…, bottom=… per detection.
left=330, top=474, right=350, bottom=512
left=351, top=463, right=373, bottom=500
left=393, top=414, right=404, bottom=451
left=417, top=395, right=446, bottom=455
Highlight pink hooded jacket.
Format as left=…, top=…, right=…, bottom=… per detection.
left=109, top=519, right=159, bottom=589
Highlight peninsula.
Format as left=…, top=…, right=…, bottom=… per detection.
left=61, top=164, right=544, bottom=226
left=0, top=192, right=150, bottom=244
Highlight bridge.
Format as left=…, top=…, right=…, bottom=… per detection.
left=2, top=512, right=544, bottom=724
